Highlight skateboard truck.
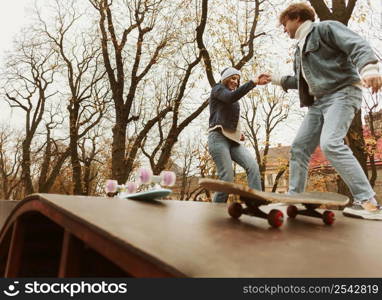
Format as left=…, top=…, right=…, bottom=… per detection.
left=105, top=180, right=139, bottom=197
left=137, top=168, right=177, bottom=187
left=286, top=204, right=335, bottom=225
left=229, top=197, right=284, bottom=228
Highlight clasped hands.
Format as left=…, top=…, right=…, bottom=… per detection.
left=253, top=74, right=271, bottom=85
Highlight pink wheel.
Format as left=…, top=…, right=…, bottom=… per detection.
left=125, top=181, right=138, bottom=193
left=323, top=210, right=335, bottom=225
left=105, top=180, right=118, bottom=193
left=268, top=209, right=284, bottom=228
left=228, top=202, right=243, bottom=219
left=160, top=171, right=176, bottom=186
left=287, top=205, right=298, bottom=218
left=137, top=167, right=153, bottom=184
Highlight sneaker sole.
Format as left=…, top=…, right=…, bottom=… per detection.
left=343, top=208, right=382, bottom=221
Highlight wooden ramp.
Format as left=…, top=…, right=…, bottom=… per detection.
left=1, top=193, right=382, bottom=278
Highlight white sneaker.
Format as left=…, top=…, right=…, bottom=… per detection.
left=343, top=202, right=382, bottom=220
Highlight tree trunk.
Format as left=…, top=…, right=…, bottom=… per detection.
left=69, top=103, right=83, bottom=195
left=368, top=155, right=377, bottom=188
left=112, top=120, right=128, bottom=184
left=22, top=140, right=34, bottom=196
left=39, top=148, right=71, bottom=193
left=83, top=160, right=92, bottom=195
left=70, top=138, right=83, bottom=195
left=272, top=163, right=289, bottom=193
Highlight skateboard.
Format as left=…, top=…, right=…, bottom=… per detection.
left=124, top=189, right=172, bottom=200
left=105, top=167, right=176, bottom=200
left=199, top=178, right=349, bottom=228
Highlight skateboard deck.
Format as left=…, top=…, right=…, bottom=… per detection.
left=199, top=178, right=349, bottom=227
left=123, top=188, right=172, bottom=200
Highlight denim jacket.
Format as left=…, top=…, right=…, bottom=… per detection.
left=281, top=20, right=378, bottom=107
left=209, top=81, right=255, bottom=130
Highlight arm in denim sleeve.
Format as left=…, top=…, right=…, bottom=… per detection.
left=318, top=21, right=378, bottom=71
left=212, top=81, right=256, bottom=104
left=281, top=75, right=298, bottom=91
left=273, top=53, right=298, bottom=92
left=272, top=74, right=298, bottom=91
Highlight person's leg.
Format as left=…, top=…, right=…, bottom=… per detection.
left=288, top=105, right=322, bottom=194
left=318, top=86, right=381, bottom=220
left=319, top=86, right=375, bottom=201
left=208, top=131, right=234, bottom=203
left=230, top=144, right=261, bottom=190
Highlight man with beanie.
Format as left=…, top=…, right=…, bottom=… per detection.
left=208, top=67, right=270, bottom=202
left=270, top=3, right=382, bottom=220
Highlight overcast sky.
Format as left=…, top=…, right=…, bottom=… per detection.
left=0, top=1, right=33, bottom=127
left=0, top=1, right=30, bottom=58
left=0, top=1, right=381, bottom=146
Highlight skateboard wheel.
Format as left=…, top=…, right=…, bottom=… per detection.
left=105, top=180, right=118, bottom=193
left=125, top=182, right=138, bottom=193
left=323, top=210, right=335, bottom=225
left=160, top=171, right=176, bottom=186
left=228, top=202, right=243, bottom=219
left=137, top=167, right=153, bottom=184
left=268, top=209, right=284, bottom=228
left=287, top=205, right=298, bottom=218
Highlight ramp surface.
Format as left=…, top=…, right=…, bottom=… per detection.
left=1, top=194, right=382, bottom=277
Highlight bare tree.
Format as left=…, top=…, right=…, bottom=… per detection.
left=198, top=0, right=267, bottom=84
left=0, top=126, right=23, bottom=199
left=309, top=0, right=357, bottom=26
left=363, top=92, right=382, bottom=188
left=36, top=105, right=71, bottom=193
left=2, top=30, right=60, bottom=195
left=141, top=59, right=203, bottom=174
left=187, top=141, right=217, bottom=201
left=142, top=0, right=269, bottom=174
left=174, top=140, right=195, bottom=201
left=1, top=22, right=84, bottom=196
left=89, top=0, right=173, bottom=183
left=242, top=85, right=293, bottom=190
left=79, top=131, right=104, bottom=195
left=36, top=0, right=109, bottom=194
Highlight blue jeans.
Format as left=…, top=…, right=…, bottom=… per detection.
left=289, top=85, right=375, bottom=201
left=208, top=130, right=261, bottom=202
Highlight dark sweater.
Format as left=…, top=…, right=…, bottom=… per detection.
left=209, top=81, right=256, bottom=131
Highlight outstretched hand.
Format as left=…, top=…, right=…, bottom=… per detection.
left=363, top=75, right=382, bottom=94
left=255, top=74, right=271, bottom=85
